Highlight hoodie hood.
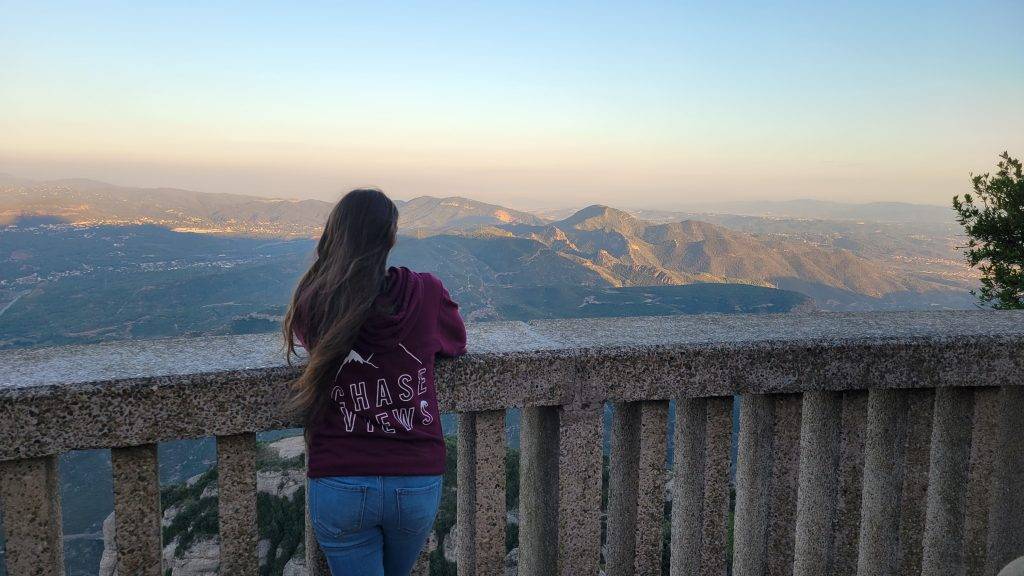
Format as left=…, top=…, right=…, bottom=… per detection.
left=356, top=266, right=423, bottom=352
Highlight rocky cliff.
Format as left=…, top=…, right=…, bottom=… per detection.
left=98, top=436, right=309, bottom=576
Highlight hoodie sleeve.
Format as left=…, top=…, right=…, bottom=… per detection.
left=437, top=282, right=467, bottom=357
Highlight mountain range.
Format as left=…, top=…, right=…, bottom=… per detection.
left=0, top=175, right=543, bottom=237
left=626, top=198, right=956, bottom=223
left=1, top=174, right=976, bottom=329
left=486, top=205, right=932, bottom=294
left=397, top=203, right=970, bottom=309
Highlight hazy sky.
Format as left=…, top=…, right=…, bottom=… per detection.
left=2, top=1, right=1022, bottom=208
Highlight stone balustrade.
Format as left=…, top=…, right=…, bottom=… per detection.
left=2, top=311, right=1024, bottom=575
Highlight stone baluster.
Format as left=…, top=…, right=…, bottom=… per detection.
left=557, top=402, right=604, bottom=576
left=791, top=389, right=869, bottom=576
left=856, top=388, right=930, bottom=576
left=670, top=396, right=733, bottom=576
left=733, top=393, right=802, bottom=576
left=633, top=400, right=670, bottom=574
left=217, top=432, right=258, bottom=573
left=793, top=391, right=844, bottom=576
left=0, top=455, right=64, bottom=576
left=111, top=444, right=163, bottom=576
left=897, top=389, right=936, bottom=576
left=921, top=388, right=975, bottom=575
left=963, top=388, right=999, bottom=576
left=519, top=406, right=560, bottom=576
left=607, top=402, right=642, bottom=576
left=456, top=409, right=507, bottom=576
left=831, top=391, right=869, bottom=576
left=856, top=389, right=907, bottom=576
left=985, top=386, right=1024, bottom=574
left=607, top=401, right=669, bottom=576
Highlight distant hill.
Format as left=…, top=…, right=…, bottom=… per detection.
left=0, top=176, right=973, bottom=314
left=0, top=223, right=813, bottom=348
left=0, top=176, right=546, bottom=238
left=397, top=196, right=545, bottom=235
left=632, top=198, right=955, bottom=224
left=487, top=205, right=955, bottom=300
left=0, top=176, right=334, bottom=237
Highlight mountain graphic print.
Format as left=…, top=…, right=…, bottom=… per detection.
left=330, top=343, right=436, bottom=435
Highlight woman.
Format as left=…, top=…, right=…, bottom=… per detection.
left=284, top=188, right=467, bottom=575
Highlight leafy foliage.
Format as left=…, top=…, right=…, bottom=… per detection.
left=953, top=152, right=1024, bottom=309
left=258, top=488, right=306, bottom=576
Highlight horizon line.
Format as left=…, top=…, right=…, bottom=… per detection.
left=0, top=171, right=956, bottom=211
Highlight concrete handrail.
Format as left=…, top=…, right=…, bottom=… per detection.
left=1, top=310, right=1022, bottom=575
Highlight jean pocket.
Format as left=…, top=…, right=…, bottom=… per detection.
left=396, top=480, right=442, bottom=535
left=311, top=478, right=367, bottom=539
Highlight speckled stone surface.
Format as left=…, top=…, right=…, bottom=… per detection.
left=733, top=395, right=774, bottom=576
left=217, top=432, right=258, bottom=574
left=472, top=410, right=507, bottom=574
left=700, top=397, right=733, bottom=576
left=523, top=311, right=1024, bottom=402
left=831, top=391, right=868, bottom=576
left=671, top=396, right=733, bottom=576
left=0, top=456, right=63, bottom=576
left=964, top=388, right=999, bottom=576
left=922, top=387, right=974, bottom=576
left=793, top=391, right=843, bottom=576
left=857, top=389, right=910, bottom=576
left=605, top=400, right=669, bottom=576
left=607, top=402, right=641, bottom=576
left=111, top=443, right=162, bottom=576
left=634, top=401, right=669, bottom=574
left=669, top=398, right=704, bottom=576
left=518, top=405, right=560, bottom=576
left=557, top=401, right=603, bottom=576
left=897, top=389, right=935, bottom=576
left=766, top=394, right=802, bottom=576
left=987, top=387, right=1024, bottom=574
left=733, top=393, right=802, bottom=576
left=456, top=412, right=478, bottom=575
left=2, top=311, right=1024, bottom=461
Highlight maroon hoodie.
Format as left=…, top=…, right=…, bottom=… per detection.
left=300, top=267, right=466, bottom=477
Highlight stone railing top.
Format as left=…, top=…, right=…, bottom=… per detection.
left=1, top=310, right=1022, bottom=461
left=4, top=310, right=1024, bottom=392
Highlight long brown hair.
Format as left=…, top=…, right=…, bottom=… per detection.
left=283, top=188, right=399, bottom=427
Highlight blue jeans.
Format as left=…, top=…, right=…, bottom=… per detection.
left=308, top=475, right=443, bottom=576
